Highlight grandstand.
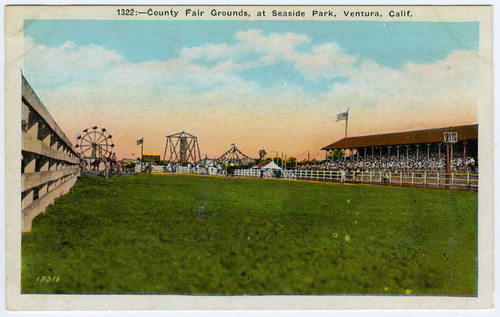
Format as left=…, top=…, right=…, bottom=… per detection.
left=319, top=124, right=478, bottom=173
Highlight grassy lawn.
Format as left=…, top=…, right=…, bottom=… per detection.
left=22, top=174, right=477, bottom=295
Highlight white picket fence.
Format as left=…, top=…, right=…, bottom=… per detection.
left=233, top=169, right=478, bottom=190
left=147, top=164, right=225, bottom=176
left=156, top=163, right=477, bottom=190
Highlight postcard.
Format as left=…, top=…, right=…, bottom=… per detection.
left=4, top=5, right=493, bottom=311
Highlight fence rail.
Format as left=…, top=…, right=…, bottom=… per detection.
left=22, top=76, right=81, bottom=232
left=233, top=168, right=478, bottom=190
left=156, top=164, right=477, bottom=190
left=147, top=164, right=225, bottom=176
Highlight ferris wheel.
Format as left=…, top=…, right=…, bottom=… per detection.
left=75, top=126, right=114, bottom=168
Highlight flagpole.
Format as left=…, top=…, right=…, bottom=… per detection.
left=137, top=138, right=144, bottom=172
left=345, top=108, right=349, bottom=137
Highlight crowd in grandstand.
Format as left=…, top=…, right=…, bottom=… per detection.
left=294, top=155, right=477, bottom=173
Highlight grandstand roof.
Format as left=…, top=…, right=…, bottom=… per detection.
left=321, top=124, right=478, bottom=150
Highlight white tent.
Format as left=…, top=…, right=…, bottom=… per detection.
left=260, top=161, right=282, bottom=170
left=251, top=160, right=282, bottom=170
left=251, top=160, right=282, bottom=177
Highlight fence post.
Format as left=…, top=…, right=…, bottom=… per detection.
left=21, top=76, right=80, bottom=232
left=361, top=171, right=364, bottom=184
left=411, top=172, right=414, bottom=186
left=467, top=173, right=470, bottom=189
left=424, top=171, right=427, bottom=187
left=400, top=172, right=402, bottom=186
left=389, top=171, right=392, bottom=185
left=437, top=172, right=440, bottom=188
left=370, top=171, right=372, bottom=183
left=452, top=173, right=455, bottom=188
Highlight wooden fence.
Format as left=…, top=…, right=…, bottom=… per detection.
left=234, top=168, right=478, bottom=190
left=22, top=76, right=81, bottom=232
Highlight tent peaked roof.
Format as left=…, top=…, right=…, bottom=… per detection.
left=218, top=143, right=253, bottom=162
left=256, top=160, right=282, bottom=169
left=256, top=161, right=271, bottom=168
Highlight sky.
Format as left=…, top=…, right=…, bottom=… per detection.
left=23, top=20, right=479, bottom=160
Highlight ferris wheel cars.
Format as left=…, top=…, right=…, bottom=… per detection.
left=75, top=126, right=114, bottom=171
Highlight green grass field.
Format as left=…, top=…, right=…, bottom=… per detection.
left=22, top=174, right=477, bottom=295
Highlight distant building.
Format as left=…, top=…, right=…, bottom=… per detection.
left=142, top=154, right=161, bottom=163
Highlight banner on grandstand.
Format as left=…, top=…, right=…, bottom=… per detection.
left=336, top=111, right=348, bottom=122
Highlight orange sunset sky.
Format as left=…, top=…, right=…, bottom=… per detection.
left=23, top=20, right=478, bottom=161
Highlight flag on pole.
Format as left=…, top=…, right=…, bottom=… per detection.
left=336, top=111, right=348, bottom=122
left=137, top=138, right=143, bottom=145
